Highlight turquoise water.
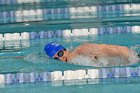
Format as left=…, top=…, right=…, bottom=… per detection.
left=0, top=33, right=140, bottom=74
left=1, top=1, right=140, bottom=93
left=0, top=33, right=140, bottom=93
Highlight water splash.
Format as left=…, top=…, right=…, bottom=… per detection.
left=128, top=45, right=140, bottom=64
left=23, top=45, right=140, bottom=67
left=70, top=49, right=140, bottom=67
left=130, top=45, right=140, bottom=54
left=24, top=52, right=49, bottom=64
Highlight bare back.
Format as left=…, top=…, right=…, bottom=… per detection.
left=72, top=43, right=130, bottom=60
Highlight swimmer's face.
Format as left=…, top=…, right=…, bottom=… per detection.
left=53, top=49, right=69, bottom=62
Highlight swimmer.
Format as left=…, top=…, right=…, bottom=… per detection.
left=44, top=42, right=140, bottom=63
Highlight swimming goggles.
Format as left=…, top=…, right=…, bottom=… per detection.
left=54, top=50, right=64, bottom=59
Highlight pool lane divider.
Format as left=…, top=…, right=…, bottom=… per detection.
left=0, top=4, right=139, bottom=24
left=0, top=26, right=140, bottom=41
left=0, top=67, right=140, bottom=84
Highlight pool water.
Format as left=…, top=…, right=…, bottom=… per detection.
left=0, top=33, right=140, bottom=74
left=1, top=77, right=140, bottom=93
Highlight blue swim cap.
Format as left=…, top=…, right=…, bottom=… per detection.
left=44, top=42, right=65, bottom=58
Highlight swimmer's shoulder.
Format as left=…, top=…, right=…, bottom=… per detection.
left=75, top=43, right=91, bottom=49
left=72, top=43, right=96, bottom=53
left=78, top=43, right=97, bottom=47
left=71, top=43, right=88, bottom=54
